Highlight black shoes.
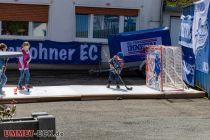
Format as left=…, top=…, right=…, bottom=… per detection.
left=107, top=83, right=120, bottom=89
left=116, top=85, right=120, bottom=89
left=107, top=83, right=111, bottom=88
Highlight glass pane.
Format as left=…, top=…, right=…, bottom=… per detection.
left=93, top=15, right=119, bottom=38
left=2, top=21, right=29, bottom=36
left=124, top=16, right=137, bottom=32
left=76, top=14, right=89, bottom=38
left=33, top=22, right=47, bottom=37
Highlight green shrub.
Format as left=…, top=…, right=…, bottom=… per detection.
left=165, top=0, right=199, bottom=7
left=0, top=100, right=16, bottom=121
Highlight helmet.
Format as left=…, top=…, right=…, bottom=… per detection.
left=117, top=52, right=124, bottom=59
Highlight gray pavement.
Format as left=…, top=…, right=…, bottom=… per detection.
left=15, top=99, right=210, bottom=140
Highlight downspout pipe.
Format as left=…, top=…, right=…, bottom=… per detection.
left=160, top=0, right=164, bottom=26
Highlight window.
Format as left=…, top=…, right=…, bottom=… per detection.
left=0, top=4, right=49, bottom=38
left=1, top=21, right=48, bottom=38
left=75, top=7, right=139, bottom=41
left=33, top=22, right=47, bottom=37
left=76, top=14, right=89, bottom=38
left=124, top=16, right=137, bottom=32
left=93, top=15, right=119, bottom=38
left=2, top=21, right=28, bottom=36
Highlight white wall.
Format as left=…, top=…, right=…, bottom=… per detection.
left=48, top=0, right=163, bottom=42
left=138, top=0, right=163, bottom=29
left=75, top=0, right=162, bottom=29
left=0, top=0, right=163, bottom=42
left=48, top=0, right=75, bottom=42
left=163, top=11, right=181, bottom=46
left=74, top=0, right=163, bottom=63
left=170, top=17, right=181, bottom=46
left=38, top=0, right=162, bottom=62
left=163, top=11, right=181, bottom=28
left=0, top=0, right=164, bottom=69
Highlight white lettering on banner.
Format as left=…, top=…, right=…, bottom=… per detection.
left=68, top=49, right=75, bottom=61
left=8, top=43, right=98, bottom=62
left=8, top=47, right=15, bottom=52
left=49, top=48, right=58, bottom=60
left=80, top=45, right=88, bottom=61
left=120, top=37, right=162, bottom=57
left=59, top=49, right=67, bottom=61
left=89, top=45, right=98, bottom=61
left=30, top=47, right=38, bottom=59
left=39, top=43, right=48, bottom=60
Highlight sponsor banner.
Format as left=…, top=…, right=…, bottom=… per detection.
left=179, top=15, right=193, bottom=48
left=108, top=27, right=171, bottom=63
left=120, top=37, right=162, bottom=57
left=146, top=46, right=162, bottom=91
left=1, top=40, right=101, bottom=65
left=192, top=0, right=210, bottom=73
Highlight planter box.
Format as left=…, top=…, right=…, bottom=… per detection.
left=0, top=112, right=56, bottom=140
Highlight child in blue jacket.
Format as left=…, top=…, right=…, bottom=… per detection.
left=107, top=52, right=125, bottom=89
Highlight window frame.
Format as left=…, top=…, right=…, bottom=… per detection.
left=75, top=14, right=138, bottom=43
left=0, top=21, right=47, bottom=40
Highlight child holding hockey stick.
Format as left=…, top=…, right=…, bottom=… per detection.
left=17, top=42, right=32, bottom=91
left=0, top=43, right=8, bottom=96
left=107, top=52, right=125, bottom=89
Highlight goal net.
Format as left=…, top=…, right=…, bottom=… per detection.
left=146, top=45, right=184, bottom=91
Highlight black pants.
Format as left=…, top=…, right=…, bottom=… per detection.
left=108, top=71, right=120, bottom=84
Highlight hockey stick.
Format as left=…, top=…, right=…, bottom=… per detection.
left=112, top=66, right=133, bottom=90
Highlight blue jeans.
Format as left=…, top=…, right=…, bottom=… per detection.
left=108, top=71, right=120, bottom=84
left=0, top=72, right=7, bottom=95
left=18, top=69, right=30, bottom=87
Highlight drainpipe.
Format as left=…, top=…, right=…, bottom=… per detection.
left=160, top=0, right=164, bottom=26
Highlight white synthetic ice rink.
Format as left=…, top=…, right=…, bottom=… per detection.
left=0, top=85, right=204, bottom=102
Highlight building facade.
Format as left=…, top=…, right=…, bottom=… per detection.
left=0, top=0, right=164, bottom=69
left=162, top=6, right=182, bottom=46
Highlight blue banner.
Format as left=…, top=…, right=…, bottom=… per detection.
left=0, top=40, right=101, bottom=65
left=108, top=27, right=171, bottom=63
left=179, top=15, right=195, bottom=87
left=192, top=0, right=210, bottom=73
